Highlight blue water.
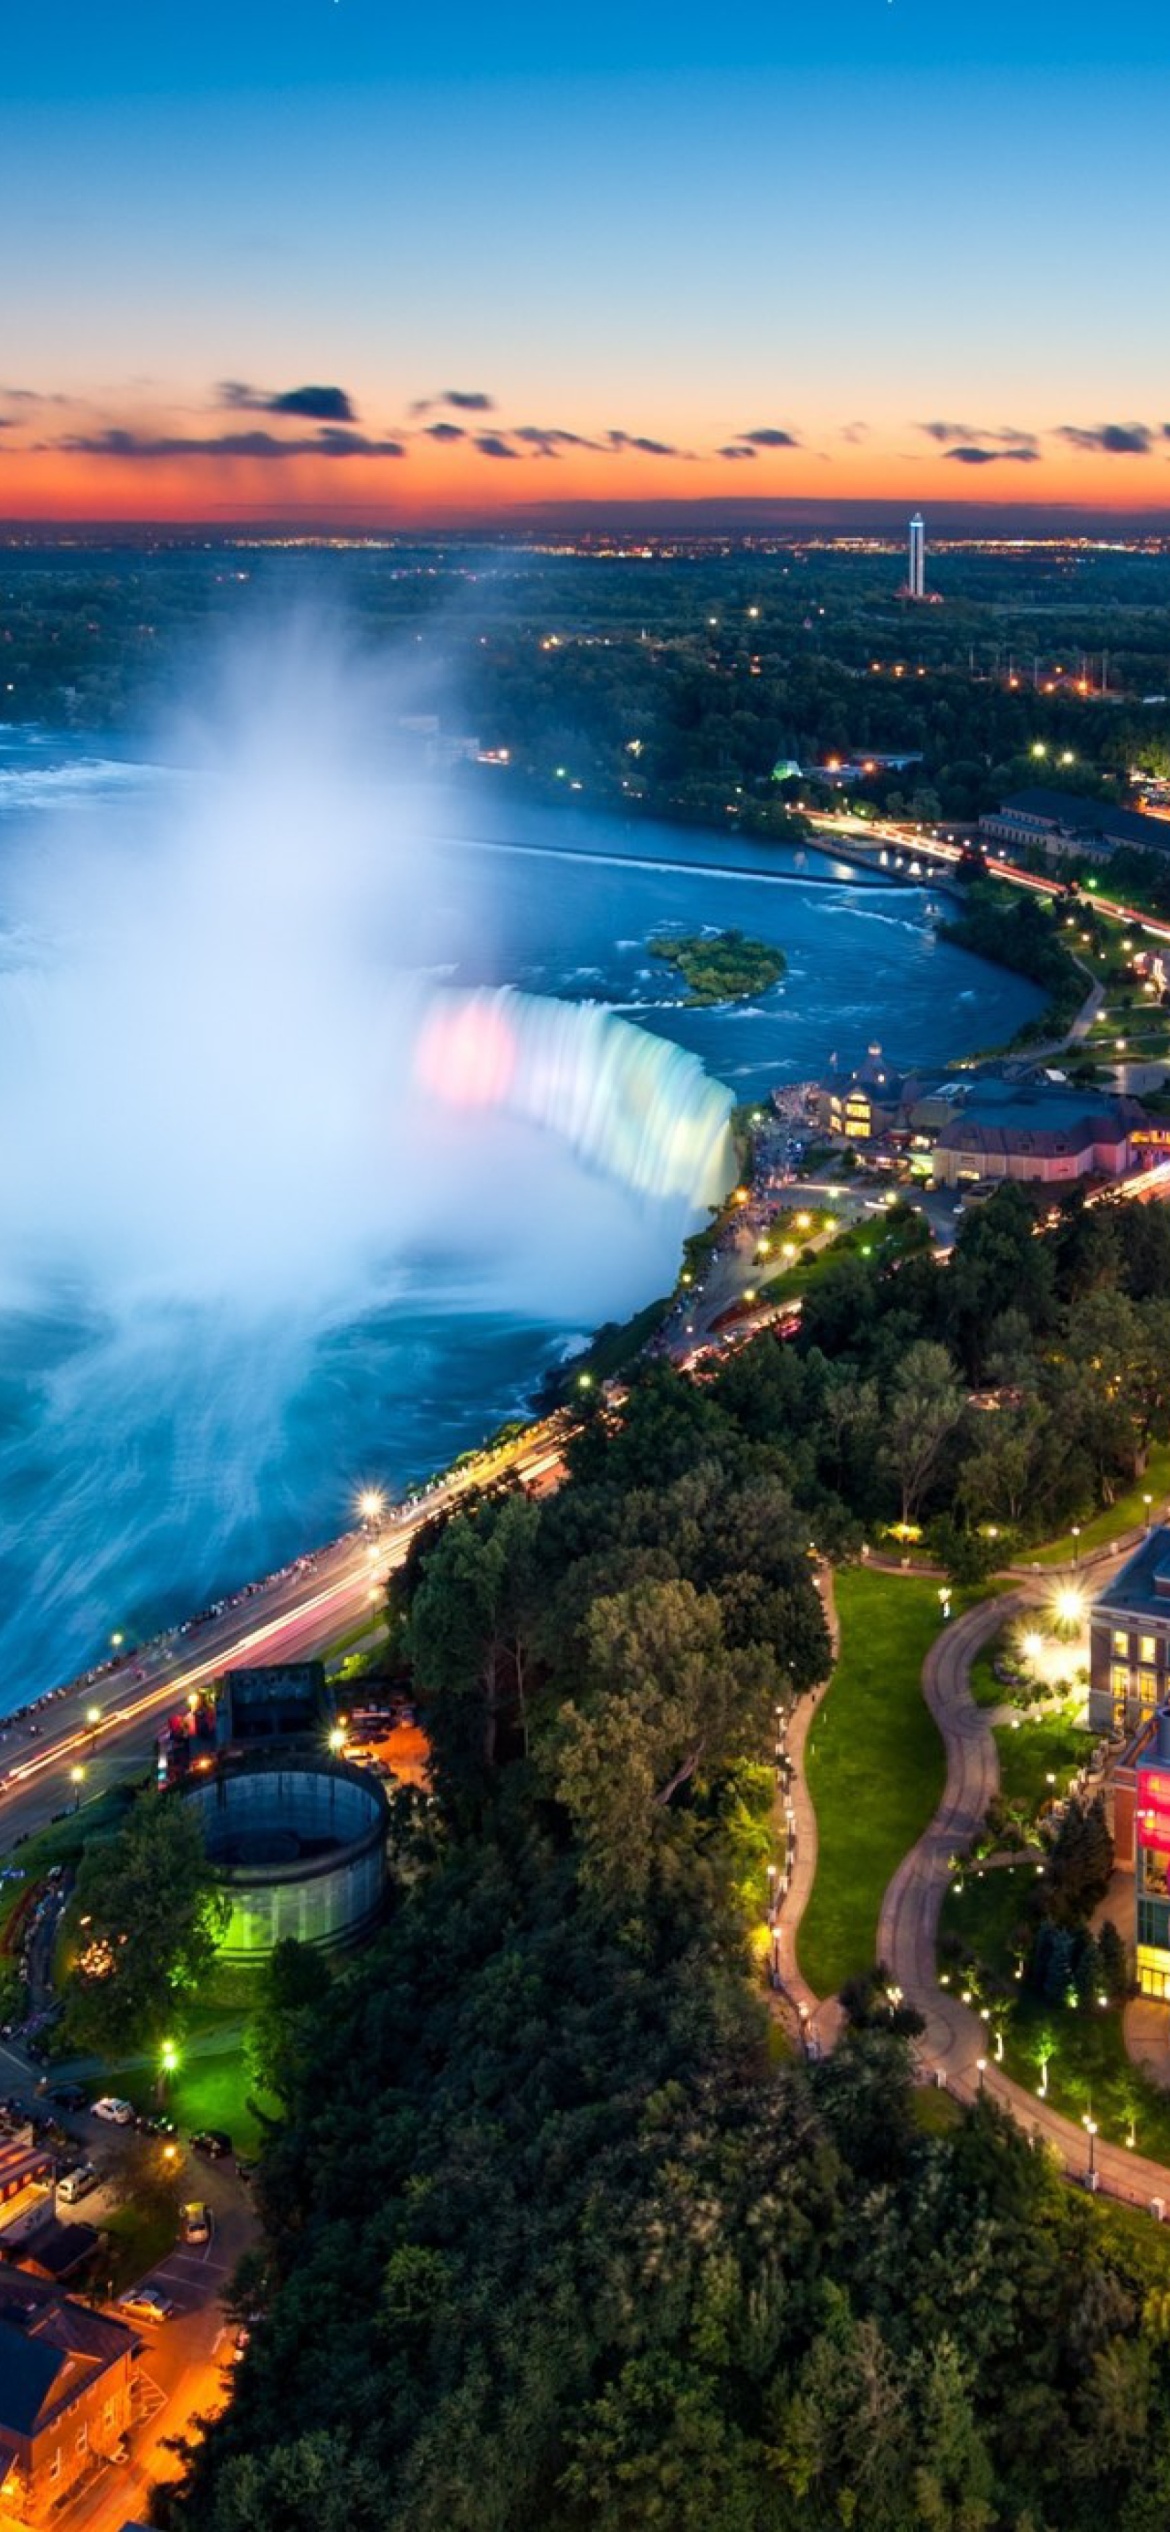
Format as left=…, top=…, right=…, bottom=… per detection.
left=0, top=728, right=1041, bottom=1704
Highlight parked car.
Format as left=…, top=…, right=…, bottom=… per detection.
left=91, top=2096, right=134, bottom=2125
left=117, top=2286, right=175, bottom=2323
left=57, top=2162, right=99, bottom=2204
left=181, top=2200, right=212, bottom=2245
left=190, top=2128, right=233, bottom=2159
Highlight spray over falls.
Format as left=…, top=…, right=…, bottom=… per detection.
left=0, top=623, right=734, bottom=1702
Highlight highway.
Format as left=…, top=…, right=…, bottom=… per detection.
left=0, top=1419, right=568, bottom=1852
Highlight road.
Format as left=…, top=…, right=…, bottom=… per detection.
left=0, top=1418, right=568, bottom=1853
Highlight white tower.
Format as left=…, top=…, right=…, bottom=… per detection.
left=908, top=513, right=926, bottom=601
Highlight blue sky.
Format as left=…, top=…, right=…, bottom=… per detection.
left=3, top=1, right=1169, bottom=523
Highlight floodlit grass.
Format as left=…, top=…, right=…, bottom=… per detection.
left=105, top=2044, right=274, bottom=2159
left=799, top=1568, right=949, bottom=1996
left=969, top=1625, right=1011, bottom=1710
left=939, top=1858, right=1037, bottom=1984
left=1032, top=1443, right=1170, bottom=1567
left=102, top=2199, right=180, bottom=2296
left=1003, top=1993, right=1170, bottom=2170
left=996, top=1715, right=1093, bottom=1820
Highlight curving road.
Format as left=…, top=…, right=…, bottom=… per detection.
left=0, top=1420, right=567, bottom=1852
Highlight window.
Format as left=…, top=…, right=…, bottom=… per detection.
left=1142, top=1636, right=1158, bottom=1666
left=76, top=2425, right=88, bottom=2455
left=48, top=2453, right=62, bottom=2485
left=1113, top=1630, right=1130, bottom=1656
left=1141, top=1670, right=1159, bottom=1710
left=1112, top=1662, right=1134, bottom=1698
left=103, top=2401, right=115, bottom=2429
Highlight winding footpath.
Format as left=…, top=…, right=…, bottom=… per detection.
left=780, top=1562, right=1170, bottom=2218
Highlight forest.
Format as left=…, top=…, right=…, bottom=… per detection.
left=166, top=1182, right=1170, bottom=2532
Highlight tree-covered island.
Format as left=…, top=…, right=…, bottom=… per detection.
left=648, top=926, right=787, bottom=1003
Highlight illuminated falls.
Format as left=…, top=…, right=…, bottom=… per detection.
left=414, top=986, right=736, bottom=1208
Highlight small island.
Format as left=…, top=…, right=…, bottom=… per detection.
left=648, top=926, right=788, bottom=1005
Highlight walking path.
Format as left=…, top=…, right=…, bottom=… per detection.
left=775, top=1551, right=1170, bottom=2217
left=771, top=1567, right=844, bottom=2054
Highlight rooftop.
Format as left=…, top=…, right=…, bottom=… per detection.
left=994, top=788, right=1170, bottom=852
left=1093, top=1528, right=1170, bottom=1623
left=0, top=2270, right=132, bottom=2440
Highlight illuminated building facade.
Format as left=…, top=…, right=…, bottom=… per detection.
left=1089, top=1529, right=1170, bottom=1732
left=1134, top=1705, right=1170, bottom=1999
left=908, top=512, right=925, bottom=600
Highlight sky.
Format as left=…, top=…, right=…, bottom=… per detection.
left=3, top=1, right=1170, bottom=530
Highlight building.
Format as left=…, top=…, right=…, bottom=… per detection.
left=1089, top=1528, right=1170, bottom=1734
left=215, top=1662, right=334, bottom=1753
left=908, top=512, right=925, bottom=601
left=1132, top=1703, right=1170, bottom=2000
left=0, top=2269, right=134, bottom=2522
left=980, top=788, right=1170, bottom=865
left=932, top=1082, right=1149, bottom=1190
left=814, top=1044, right=921, bottom=1144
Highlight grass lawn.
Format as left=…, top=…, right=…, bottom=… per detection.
left=969, top=1624, right=1011, bottom=1710
left=102, top=2198, right=180, bottom=2296
left=1002, top=1992, right=1170, bottom=2169
left=102, top=2043, right=276, bottom=2159
left=995, top=1715, right=1093, bottom=1819
left=1031, top=1443, right=1170, bottom=1567
left=799, top=1568, right=950, bottom=1997
left=939, top=1858, right=1040, bottom=1984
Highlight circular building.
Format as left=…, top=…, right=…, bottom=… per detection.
left=183, top=1757, right=389, bottom=1961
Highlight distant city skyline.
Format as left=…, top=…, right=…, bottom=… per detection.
left=4, top=0, right=1170, bottom=525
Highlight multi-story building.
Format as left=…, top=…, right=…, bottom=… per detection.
left=1133, top=1703, right=1170, bottom=1999
left=908, top=513, right=925, bottom=601
left=980, top=787, right=1170, bottom=865
left=1089, top=1529, right=1170, bottom=1732
left=932, top=1083, right=1150, bottom=1190
left=0, top=2269, right=134, bottom=2521
left=814, top=1044, right=921, bottom=1145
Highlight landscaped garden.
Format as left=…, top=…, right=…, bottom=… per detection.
left=799, top=1566, right=950, bottom=1995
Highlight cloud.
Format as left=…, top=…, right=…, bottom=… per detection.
left=1056, top=422, right=1154, bottom=455
left=943, top=444, right=1041, bottom=465
left=473, top=433, right=521, bottom=460
left=607, top=430, right=684, bottom=457
left=717, top=444, right=758, bottom=461
left=921, top=420, right=1040, bottom=453
left=423, top=422, right=466, bottom=441
left=52, top=426, right=405, bottom=461
left=740, top=427, right=800, bottom=449
left=219, top=381, right=356, bottom=422
left=512, top=425, right=605, bottom=455
left=409, top=388, right=495, bottom=416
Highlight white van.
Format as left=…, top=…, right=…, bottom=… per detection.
left=57, top=2163, right=98, bottom=2204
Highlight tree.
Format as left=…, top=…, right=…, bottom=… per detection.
left=882, top=1341, right=966, bottom=1529
left=246, top=1937, right=333, bottom=2103
left=65, top=1793, right=228, bottom=2053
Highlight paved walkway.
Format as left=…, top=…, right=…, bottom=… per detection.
left=771, top=1567, right=844, bottom=2054
left=776, top=1547, right=1170, bottom=2215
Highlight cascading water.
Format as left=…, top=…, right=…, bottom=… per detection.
left=0, top=621, right=735, bottom=1706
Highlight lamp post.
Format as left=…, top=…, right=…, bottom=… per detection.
left=976, top=2056, right=987, bottom=2094
left=1083, top=2109, right=1098, bottom=2182
left=1071, top=1525, right=1081, bottom=1566
left=69, top=1765, right=85, bottom=1812
left=157, top=2038, right=179, bottom=2107
left=1144, top=1494, right=1154, bottom=1535
left=86, top=1704, right=101, bottom=1750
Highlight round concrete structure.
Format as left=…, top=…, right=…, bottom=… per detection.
left=183, top=1759, right=389, bottom=1961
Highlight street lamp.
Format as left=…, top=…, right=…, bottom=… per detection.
left=69, top=1764, right=85, bottom=1811
left=1083, top=2109, right=1098, bottom=2181
left=158, top=2037, right=179, bottom=2107
left=1071, top=1525, right=1081, bottom=1566
left=357, top=1488, right=385, bottom=1531
left=1145, top=1494, right=1154, bottom=1534
left=328, top=1726, right=347, bottom=1756
left=976, top=2056, right=987, bottom=2094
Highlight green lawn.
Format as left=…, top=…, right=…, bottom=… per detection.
left=1031, top=1443, right=1170, bottom=1567
left=1002, top=1992, right=1170, bottom=2169
left=102, top=2199, right=180, bottom=2297
left=995, top=1715, right=1092, bottom=1819
left=939, top=1858, right=1039, bottom=1984
left=799, top=1568, right=950, bottom=1996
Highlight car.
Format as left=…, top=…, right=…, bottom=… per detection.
left=190, top=2127, right=233, bottom=2159
left=48, top=2083, right=87, bottom=2113
left=91, top=2095, right=134, bottom=2125
left=57, top=2162, right=99, bottom=2204
left=181, top=2200, right=212, bottom=2245
left=117, top=2286, right=175, bottom=2323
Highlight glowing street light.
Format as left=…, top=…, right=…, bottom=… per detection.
left=357, top=1488, right=385, bottom=1530
left=1083, top=2108, right=1098, bottom=2180
left=69, top=1764, right=85, bottom=1811
left=327, top=1726, right=347, bottom=1757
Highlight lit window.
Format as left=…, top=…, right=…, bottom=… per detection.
left=1141, top=1670, right=1159, bottom=1709
left=76, top=2426, right=88, bottom=2454
left=48, top=2454, right=62, bottom=2484
left=1113, top=1630, right=1130, bottom=1656
left=1111, top=1663, right=1133, bottom=1697
left=1141, top=1636, right=1158, bottom=1666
